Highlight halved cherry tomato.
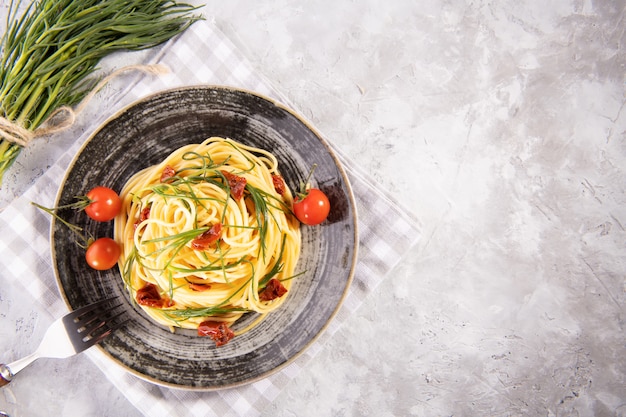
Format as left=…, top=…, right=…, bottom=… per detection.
left=293, top=188, right=330, bottom=225
left=84, top=186, right=121, bottom=222
left=85, top=237, right=121, bottom=270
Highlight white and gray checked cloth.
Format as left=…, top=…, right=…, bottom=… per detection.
left=0, top=19, right=421, bottom=416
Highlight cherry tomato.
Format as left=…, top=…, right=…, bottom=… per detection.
left=293, top=188, right=330, bottom=225
left=85, top=237, right=121, bottom=270
left=84, top=186, right=121, bottom=222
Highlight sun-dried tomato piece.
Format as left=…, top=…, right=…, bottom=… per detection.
left=134, top=206, right=151, bottom=229
left=191, top=223, right=222, bottom=250
left=136, top=283, right=173, bottom=308
left=197, top=321, right=235, bottom=346
left=160, top=165, right=176, bottom=183
left=140, top=206, right=151, bottom=222
left=272, top=174, right=286, bottom=196
left=221, top=170, right=247, bottom=200
left=259, top=278, right=288, bottom=301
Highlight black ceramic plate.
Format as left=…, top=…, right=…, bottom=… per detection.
left=51, top=86, right=357, bottom=390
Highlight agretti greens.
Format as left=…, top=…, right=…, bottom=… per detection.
left=0, top=0, right=202, bottom=183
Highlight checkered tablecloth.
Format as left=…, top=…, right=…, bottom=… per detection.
left=0, top=19, right=421, bottom=417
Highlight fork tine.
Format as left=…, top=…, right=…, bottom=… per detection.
left=64, top=297, right=116, bottom=321
left=74, top=303, right=123, bottom=330
left=61, top=298, right=125, bottom=351
left=89, top=317, right=128, bottom=346
left=79, top=308, right=124, bottom=340
left=79, top=314, right=127, bottom=350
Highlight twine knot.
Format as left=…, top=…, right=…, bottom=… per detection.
left=0, top=64, right=170, bottom=147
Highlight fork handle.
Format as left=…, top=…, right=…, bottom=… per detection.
left=0, top=351, right=39, bottom=387
left=0, top=364, right=12, bottom=387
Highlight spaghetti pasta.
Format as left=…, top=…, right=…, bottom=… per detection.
left=114, top=137, right=301, bottom=344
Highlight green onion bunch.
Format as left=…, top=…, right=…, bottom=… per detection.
left=0, top=0, right=202, bottom=184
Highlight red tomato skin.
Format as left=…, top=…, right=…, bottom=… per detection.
left=293, top=188, right=330, bottom=225
left=85, top=237, right=121, bottom=270
left=84, top=187, right=122, bottom=222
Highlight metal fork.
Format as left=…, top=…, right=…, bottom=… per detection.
left=0, top=298, right=124, bottom=387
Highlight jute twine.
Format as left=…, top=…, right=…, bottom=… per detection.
left=0, top=64, right=170, bottom=147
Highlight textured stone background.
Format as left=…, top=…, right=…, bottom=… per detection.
left=1, top=1, right=624, bottom=416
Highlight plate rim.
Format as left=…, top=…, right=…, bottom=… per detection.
left=51, top=84, right=359, bottom=390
